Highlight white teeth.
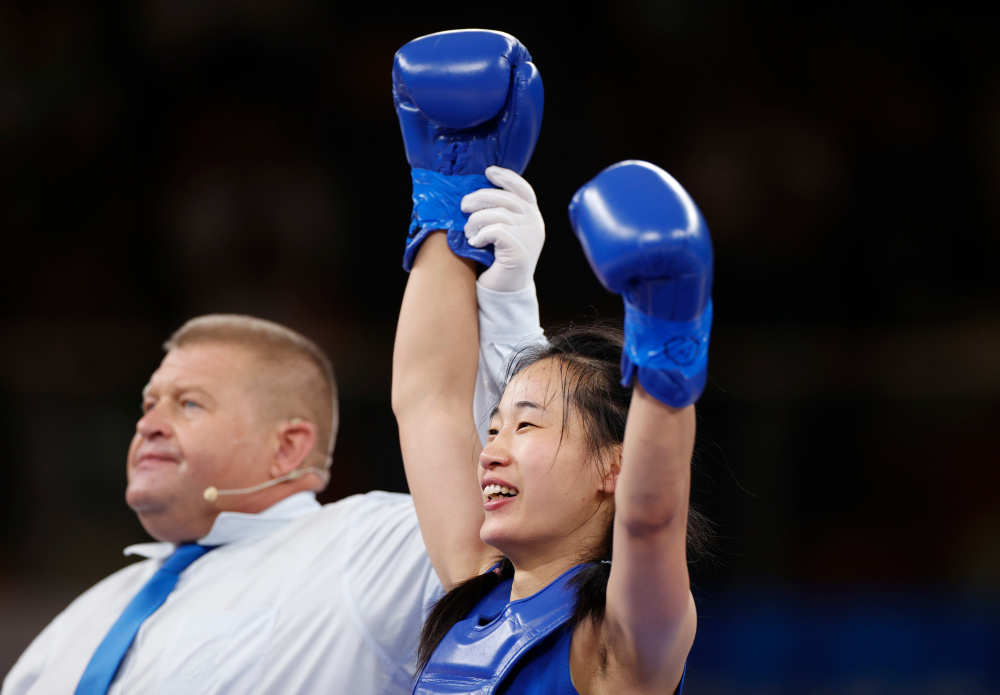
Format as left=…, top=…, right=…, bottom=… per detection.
left=483, top=484, right=519, bottom=500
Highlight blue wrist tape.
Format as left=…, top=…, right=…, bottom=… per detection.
left=620, top=299, right=712, bottom=407
left=402, top=168, right=495, bottom=271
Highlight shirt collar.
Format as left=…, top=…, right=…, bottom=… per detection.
left=124, top=491, right=321, bottom=560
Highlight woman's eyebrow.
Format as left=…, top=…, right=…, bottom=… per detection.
left=490, top=400, right=544, bottom=421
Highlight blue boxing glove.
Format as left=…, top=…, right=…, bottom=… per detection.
left=393, top=29, right=544, bottom=271
left=569, top=161, right=714, bottom=407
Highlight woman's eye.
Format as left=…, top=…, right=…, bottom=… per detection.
left=487, top=428, right=499, bottom=437
left=517, top=422, right=535, bottom=430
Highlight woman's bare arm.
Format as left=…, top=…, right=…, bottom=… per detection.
left=392, top=233, right=493, bottom=588
left=567, top=160, right=714, bottom=693
left=583, top=387, right=696, bottom=692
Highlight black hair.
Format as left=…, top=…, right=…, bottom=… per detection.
left=415, top=324, right=714, bottom=672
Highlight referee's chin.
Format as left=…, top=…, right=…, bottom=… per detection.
left=128, top=484, right=215, bottom=545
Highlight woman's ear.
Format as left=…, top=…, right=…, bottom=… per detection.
left=270, top=417, right=318, bottom=478
left=599, top=445, right=623, bottom=495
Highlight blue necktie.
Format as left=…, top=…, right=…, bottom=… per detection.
left=74, top=543, right=215, bottom=695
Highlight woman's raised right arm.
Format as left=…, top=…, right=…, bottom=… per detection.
left=389, top=28, right=545, bottom=588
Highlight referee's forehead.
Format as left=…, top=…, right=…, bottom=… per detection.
left=145, top=342, right=261, bottom=400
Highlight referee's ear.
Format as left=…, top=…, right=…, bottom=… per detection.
left=270, top=417, right=317, bottom=479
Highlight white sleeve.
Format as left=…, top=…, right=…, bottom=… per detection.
left=343, top=493, right=442, bottom=688
left=473, top=281, right=548, bottom=446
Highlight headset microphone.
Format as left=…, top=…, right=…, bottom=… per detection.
left=203, top=467, right=330, bottom=502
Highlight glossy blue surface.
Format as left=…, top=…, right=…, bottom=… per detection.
left=569, top=160, right=714, bottom=407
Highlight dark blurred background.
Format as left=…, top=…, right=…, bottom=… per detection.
left=1, top=2, right=998, bottom=693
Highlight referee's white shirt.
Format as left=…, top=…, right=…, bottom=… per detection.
left=4, top=491, right=440, bottom=695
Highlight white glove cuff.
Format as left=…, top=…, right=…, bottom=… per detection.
left=477, top=281, right=546, bottom=344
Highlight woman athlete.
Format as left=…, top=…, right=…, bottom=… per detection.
left=392, top=158, right=714, bottom=694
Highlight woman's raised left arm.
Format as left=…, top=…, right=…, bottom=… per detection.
left=567, top=160, right=714, bottom=693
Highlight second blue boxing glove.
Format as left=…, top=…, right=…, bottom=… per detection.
left=568, top=160, right=714, bottom=407
left=393, top=29, right=544, bottom=270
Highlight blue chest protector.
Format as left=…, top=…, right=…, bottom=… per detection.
left=414, top=564, right=587, bottom=694
left=414, top=564, right=689, bottom=695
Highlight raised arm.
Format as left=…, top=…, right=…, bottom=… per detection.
left=393, top=233, right=485, bottom=589
left=567, top=161, right=713, bottom=693
left=390, top=30, right=545, bottom=588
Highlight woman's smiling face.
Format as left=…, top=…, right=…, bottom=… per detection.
left=478, top=358, right=615, bottom=561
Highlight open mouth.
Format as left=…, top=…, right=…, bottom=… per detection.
left=483, top=484, right=519, bottom=502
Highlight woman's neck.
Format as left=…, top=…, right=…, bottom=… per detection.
left=495, top=498, right=613, bottom=601
left=507, top=549, right=588, bottom=601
